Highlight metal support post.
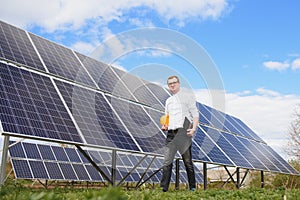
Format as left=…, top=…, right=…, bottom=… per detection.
left=236, top=167, right=240, bottom=189
left=261, top=171, right=264, bottom=188
left=0, top=135, right=10, bottom=186
left=203, top=162, right=207, bottom=190
left=111, top=149, right=117, bottom=186
left=175, top=159, right=180, bottom=190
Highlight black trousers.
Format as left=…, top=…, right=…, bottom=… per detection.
left=160, top=126, right=196, bottom=191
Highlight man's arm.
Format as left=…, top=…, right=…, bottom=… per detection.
left=187, top=98, right=199, bottom=137
left=187, top=116, right=198, bottom=137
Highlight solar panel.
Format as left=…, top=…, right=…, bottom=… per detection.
left=23, top=142, right=41, bottom=159
left=262, top=145, right=299, bottom=175
left=141, top=79, right=170, bottom=107
left=237, top=137, right=280, bottom=172
left=224, top=114, right=256, bottom=140
left=0, top=63, right=82, bottom=143
left=8, top=141, right=25, bottom=158
left=59, top=163, right=78, bottom=180
left=107, top=95, right=165, bottom=154
left=200, top=125, right=254, bottom=169
left=8, top=141, right=203, bottom=184
left=28, top=160, right=49, bottom=179
left=193, top=126, right=234, bottom=166
left=1, top=20, right=299, bottom=184
left=11, top=159, right=33, bottom=179
left=28, top=33, right=96, bottom=88
left=84, top=165, right=103, bottom=181
left=37, top=144, right=56, bottom=160
left=75, top=52, right=135, bottom=101
left=221, top=133, right=268, bottom=171
left=55, top=79, right=140, bottom=151
left=51, top=146, right=69, bottom=162
left=72, top=163, right=91, bottom=181
left=112, top=67, right=164, bottom=110
left=233, top=117, right=264, bottom=142
left=251, top=141, right=290, bottom=174
left=197, top=102, right=265, bottom=143
left=44, top=162, right=64, bottom=180
left=0, top=21, right=45, bottom=71
left=65, top=148, right=82, bottom=163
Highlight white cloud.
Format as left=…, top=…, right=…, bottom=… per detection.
left=263, top=61, right=290, bottom=71
left=263, top=58, right=300, bottom=72
left=71, top=41, right=96, bottom=55
left=0, top=0, right=230, bottom=31
left=291, top=58, right=300, bottom=70
left=256, top=87, right=280, bottom=97
left=195, top=88, right=300, bottom=160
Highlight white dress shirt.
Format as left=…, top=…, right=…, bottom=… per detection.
left=165, top=89, right=198, bottom=130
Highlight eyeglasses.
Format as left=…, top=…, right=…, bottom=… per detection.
left=167, top=81, right=178, bottom=86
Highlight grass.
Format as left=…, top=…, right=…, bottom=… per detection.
left=1, top=179, right=300, bottom=200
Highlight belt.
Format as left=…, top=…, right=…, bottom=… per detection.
left=168, top=129, right=179, bottom=134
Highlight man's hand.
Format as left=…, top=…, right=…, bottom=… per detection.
left=187, top=128, right=196, bottom=137
left=161, top=125, right=168, bottom=131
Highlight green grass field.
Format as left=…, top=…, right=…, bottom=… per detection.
left=1, top=179, right=300, bottom=200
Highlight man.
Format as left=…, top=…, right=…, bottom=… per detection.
left=160, top=75, right=199, bottom=192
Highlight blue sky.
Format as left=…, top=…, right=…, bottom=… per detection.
left=1, top=0, right=300, bottom=159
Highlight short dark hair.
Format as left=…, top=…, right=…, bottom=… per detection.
left=167, top=75, right=180, bottom=83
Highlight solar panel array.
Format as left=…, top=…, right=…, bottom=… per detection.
left=8, top=140, right=203, bottom=184
left=0, top=19, right=299, bottom=185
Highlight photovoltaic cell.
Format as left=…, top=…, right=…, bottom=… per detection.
left=262, top=144, right=299, bottom=174
left=55, top=80, right=140, bottom=151
left=85, top=165, right=104, bottom=181
left=11, top=159, right=33, bottom=179
left=201, top=126, right=254, bottom=169
left=23, top=142, right=41, bottom=159
left=224, top=114, right=254, bottom=139
left=190, top=144, right=211, bottom=163
left=75, top=53, right=135, bottom=101
left=252, top=142, right=290, bottom=174
left=8, top=141, right=25, bottom=158
left=52, top=146, right=69, bottom=162
left=0, top=63, right=82, bottom=143
left=44, top=162, right=64, bottom=180
left=197, top=102, right=264, bottom=143
left=112, top=67, right=164, bottom=110
left=0, top=21, right=45, bottom=71
left=38, top=144, right=56, bottom=160
left=233, top=117, right=264, bottom=142
left=197, top=102, right=211, bottom=125
left=29, top=33, right=96, bottom=88
left=59, top=163, right=78, bottom=180
left=65, top=148, right=82, bottom=163
left=28, top=160, right=49, bottom=179
left=197, top=103, right=226, bottom=131
left=223, top=133, right=268, bottom=171
left=107, top=95, right=165, bottom=154
left=72, top=164, right=90, bottom=181
left=88, top=150, right=105, bottom=164
left=193, top=127, right=234, bottom=166
left=77, top=150, right=90, bottom=164
left=141, top=79, right=170, bottom=107
left=222, top=115, right=244, bottom=136
left=9, top=141, right=108, bottom=181
left=237, top=137, right=279, bottom=172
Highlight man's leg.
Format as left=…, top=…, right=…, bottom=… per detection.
left=160, top=162, right=173, bottom=192
left=160, top=136, right=177, bottom=191
left=182, top=145, right=196, bottom=190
